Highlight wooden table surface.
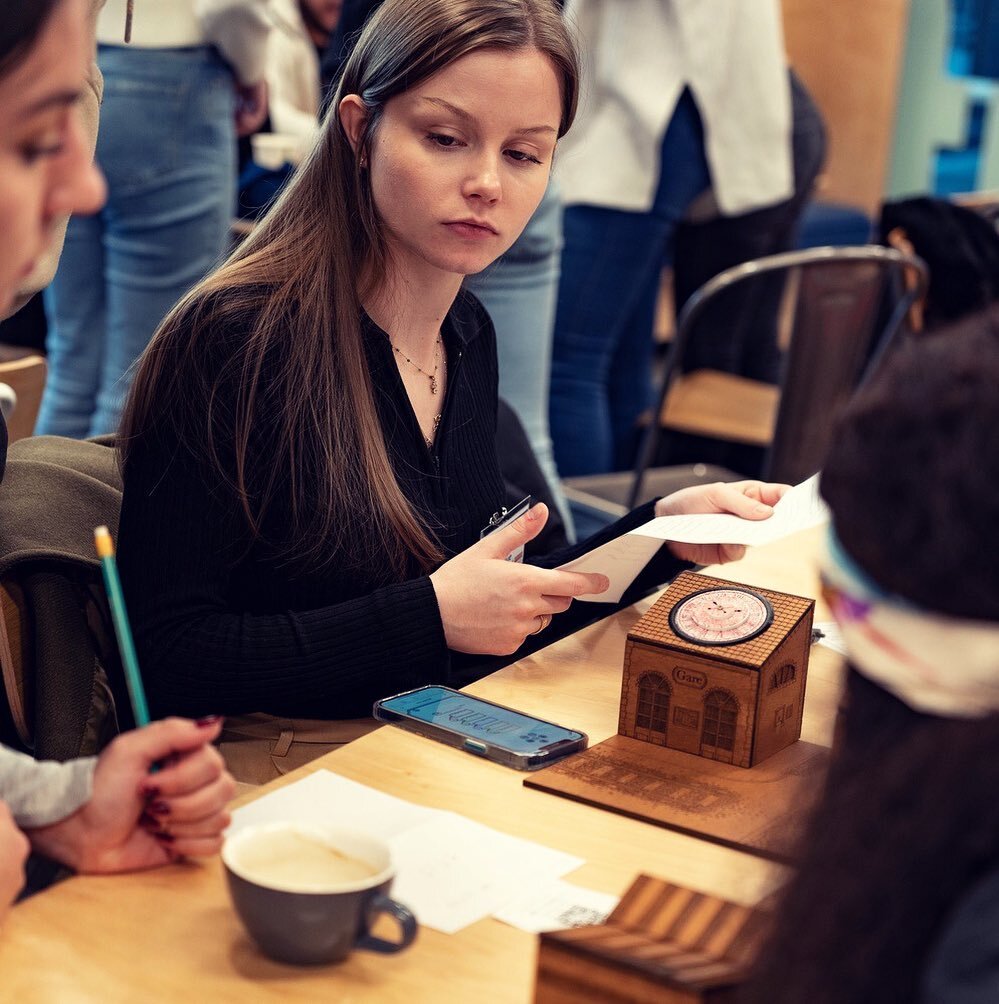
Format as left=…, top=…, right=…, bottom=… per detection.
left=0, top=528, right=843, bottom=1003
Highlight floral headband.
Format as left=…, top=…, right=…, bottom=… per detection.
left=820, top=528, right=999, bottom=718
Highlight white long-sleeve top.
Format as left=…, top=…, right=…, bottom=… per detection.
left=96, top=0, right=272, bottom=84
left=0, top=746, right=95, bottom=829
left=265, top=0, right=321, bottom=142
left=557, top=0, right=793, bottom=216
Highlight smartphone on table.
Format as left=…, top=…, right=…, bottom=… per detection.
left=372, top=685, right=587, bottom=771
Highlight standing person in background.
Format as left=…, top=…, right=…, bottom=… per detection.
left=239, top=0, right=341, bottom=220
left=322, top=0, right=574, bottom=534
left=35, top=0, right=272, bottom=439
left=266, top=0, right=342, bottom=145
left=464, top=171, right=571, bottom=532
left=549, top=0, right=805, bottom=477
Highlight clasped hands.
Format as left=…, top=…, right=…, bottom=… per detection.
left=1, top=717, right=235, bottom=922
left=430, top=480, right=789, bottom=656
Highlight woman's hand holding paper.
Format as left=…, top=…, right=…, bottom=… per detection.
left=430, top=503, right=610, bottom=655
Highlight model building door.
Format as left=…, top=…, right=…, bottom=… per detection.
left=634, top=672, right=671, bottom=745
left=700, top=689, right=739, bottom=764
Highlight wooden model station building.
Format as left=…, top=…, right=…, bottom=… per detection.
left=619, top=571, right=815, bottom=769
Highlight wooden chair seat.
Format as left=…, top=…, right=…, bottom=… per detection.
left=0, top=355, right=47, bottom=443
left=0, top=580, right=32, bottom=750
left=659, top=370, right=779, bottom=447
left=564, top=247, right=928, bottom=512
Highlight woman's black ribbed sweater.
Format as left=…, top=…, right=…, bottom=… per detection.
left=117, top=290, right=683, bottom=719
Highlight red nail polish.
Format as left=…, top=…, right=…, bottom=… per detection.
left=148, top=801, right=170, bottom=816
left=141, top=784, right=161, bottom=800
left=196, top=715, right=223, bottom=727
left=153, top=830, right=175, bottom=843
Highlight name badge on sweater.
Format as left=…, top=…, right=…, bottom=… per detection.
left=480, top=496, right=531, bottom=562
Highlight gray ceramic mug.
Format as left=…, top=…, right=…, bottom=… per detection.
left=222, top=823, right=418, bottom=965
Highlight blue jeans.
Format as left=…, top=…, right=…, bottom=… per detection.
left=549, top=89, right=712, bottom=477
left=37, top=46, right=236, bottom=438
left=465, top=180, right=574, bottom=535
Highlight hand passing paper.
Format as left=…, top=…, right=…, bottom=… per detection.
left=559, top=475, right=829, bottom=602
left=638, top=474, right=828, bottom=547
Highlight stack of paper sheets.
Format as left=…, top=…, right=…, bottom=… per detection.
left=229, top=770, right=617, bottom=934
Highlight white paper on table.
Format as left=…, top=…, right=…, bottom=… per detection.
left=813, top=620, right=848, bottom=656
left=389, top=813, right=583, bottom=934
left=558, top=474, right=829, bottom=602
left=493, top=878, right=619, bottom=934
left=228, top=769, right=436, bottom=839
left=228, top=770, right=583, bottom=935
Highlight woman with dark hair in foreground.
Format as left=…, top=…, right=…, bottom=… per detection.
left=746, top=309, right=999, bottom=1003
left=0, top=0, right=234, bottom=924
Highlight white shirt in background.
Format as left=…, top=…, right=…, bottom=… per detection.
left=265, top=0, right=321, bottom=143
left=558, top=0, right=793, bottom=216
left=97, top=0, right=272, bottom=85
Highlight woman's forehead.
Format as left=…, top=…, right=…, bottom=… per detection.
left=1, top=0, right=90, bottom=112
left=396, top=48, right=562, bottom=129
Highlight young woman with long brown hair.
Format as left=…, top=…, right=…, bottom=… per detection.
left=746, top=310, right=999, bottom=1002
left=117, top=0, right=786, bottom=780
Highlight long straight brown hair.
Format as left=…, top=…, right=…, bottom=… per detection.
left=120, top=0, right=578, bottom=579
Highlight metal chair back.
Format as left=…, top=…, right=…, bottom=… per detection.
left=628, top=245, right=928, bottom=506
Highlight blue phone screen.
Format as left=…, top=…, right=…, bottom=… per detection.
left=380, top=687, right=582, bottom=753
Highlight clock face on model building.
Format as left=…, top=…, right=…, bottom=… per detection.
left=668, top=587, right=774, bottom=647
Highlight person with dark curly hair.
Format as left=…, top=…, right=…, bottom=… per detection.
left=746, top=308, right=999, bottom=1003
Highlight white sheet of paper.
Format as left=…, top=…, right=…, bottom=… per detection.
left=389, top=814, right=583, bottom=934
left=557, top=533, right=664, bottom=603
left=228, top=770, right=583, bottom=935
left=558, top=474, right=829, bottom=602
left=636, top=473, right=828, bottom=546
left=493, top=878, right=619, bottom=934
left=813, top=619, right=848, bottom=656
left=227, top=769, right=436, bottom=839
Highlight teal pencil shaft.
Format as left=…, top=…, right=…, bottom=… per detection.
left=99, top=555, right=150, bottom=726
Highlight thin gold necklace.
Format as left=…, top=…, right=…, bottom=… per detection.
left=390, top=333, right=443, bottom=395
left=424, top=351, right=447, bottom=449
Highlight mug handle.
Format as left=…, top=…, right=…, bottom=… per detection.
left=358, top=895, right=418, bottom=954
